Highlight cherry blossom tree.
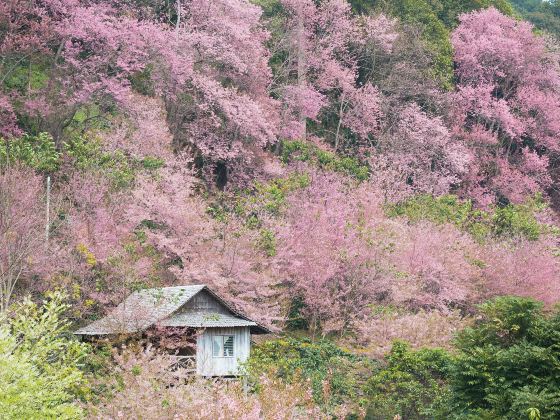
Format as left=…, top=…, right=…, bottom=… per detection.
left=452, top=7, right=560, bottom=205
left=125, top=153, right=282, bottom=326
left=267, top=0, right=384, bottom=151
left=0, top=95, right=21, bottom=138
left=0, top=0, right=152, bottom=144
left=482, top=239, right=560, bottom=305
left=1, top=0, right=279, bottom=186
left=159, top=0, right=280, bottom=185
left=274, top=172, right=387, bottom=334
left=371, top=103, right=471, bottom=200
left=65, top=172, right=131, bottom=262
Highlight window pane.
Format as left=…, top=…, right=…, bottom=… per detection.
left=212, top=336, right=223, bottom=357
left=223, top=336, right=234, bottom=357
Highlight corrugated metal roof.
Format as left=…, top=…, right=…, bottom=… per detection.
left=75, top=285, right=205, bottom=335
left=74, top=285, right=271, bottom=335
left=160, top=312, right=258, bottom=328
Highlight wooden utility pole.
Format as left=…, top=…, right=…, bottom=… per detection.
left=45, top=175, right=51, bottom=245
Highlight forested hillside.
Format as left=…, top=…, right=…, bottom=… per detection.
left=509, top=0, right=560, bottom=35
left=1, top=0, right=560, bottom=418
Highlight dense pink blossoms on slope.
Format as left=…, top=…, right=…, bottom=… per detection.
left=277, top=0, right=385, bottom=149
left=452, top=7, right=560, bottom=205
left=0, top=0, right=278, bottom=176
left=371, top=103, right=471, bottom=200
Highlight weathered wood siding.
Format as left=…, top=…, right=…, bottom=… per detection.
left=182, top=290, right=228, bottom=314
left=196, top=327, right=250, bottom=376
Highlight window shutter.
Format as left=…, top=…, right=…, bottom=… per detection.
left=223, top=336, right=234, bottom=357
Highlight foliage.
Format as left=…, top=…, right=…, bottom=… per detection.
left=281, top=140, right=369, bottom=180
left=257, top=228, right=277, bottom=256
left=0, top=292, right=90, bottom=419
left=242, top=172, right=312, bottom=217
left=387, top=194, right=551, bottom=241
left=63, top=136, right=137, bottom=189
left=247, top=337, right=375, bottom=414
left=64, top=135, right=163, bottom=189
left=0, top=133, right=60, bottom=172
left=365, top=341, right=453, bottom=420
left=208, top=171, right=311, bottom=226
left=450, top=296, right=560, bottom=419
left=509, top=0, right=560, bottom=37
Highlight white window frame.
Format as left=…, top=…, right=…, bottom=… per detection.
left=212, top=334, right=235, bottom=358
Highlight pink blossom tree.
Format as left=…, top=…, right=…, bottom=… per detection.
left=273, top=172, right=391, bottom=334
left=269, top=0, right=384, bottom=151
left=371, top=103, right=471, bottom=200
left=158, top=0, right=280, bottom=185
left=1, top=0, right=280, bottom=186
left=482, top=239, right=560, bottom=305
left=451, top=7, right=560, bottom=205
left=65, top=172, right=131, bottom=262
left=125, top=153, right=282, bottom=327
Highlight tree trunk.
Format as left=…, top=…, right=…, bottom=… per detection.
left=334, top=91, right=346, bottom=152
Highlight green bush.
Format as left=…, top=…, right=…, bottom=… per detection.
left=256, top=228, right=277, bottom=256
left=64, top=136, right=136, bottom=189
left=365, top=341, right=453, bottom=420
left=207, top=172, right=310, bottom=226
left=281, top=140, right=369, bottom=181
left=450, top=296, right=560, bottom=419
left=0, top=132, right=61, bottom=172
left=0, top=292, right=90, bottom=419
left=247, top=337, right=375, bottom=412
left=386, top=194, right=550, bottom=241
left=140, top=156, right=165, bottom=170
left=247, top=172, right=311, bottom=216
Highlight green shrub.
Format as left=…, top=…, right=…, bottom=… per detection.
left=365, top=341, right=453, bottom=420
left=64, top=136, right=136, bottom=189
left=248, top=172, right=311, bottom=216
left=140, top=156, right=165, bottom=170
left=256, top=228, right=277, bottom=256
left=0, top=292, right=90, bottom=419
left=247, top=337, right=375, bottom=411
left=285, top=296, right=309, bottom=331
left=492, top=202, right=543, bottom=240
left=386, top=194, right=551, bottom=241
left=450, top=296, right=560, bottom=419
left=281, top=140, right=369, bottom=181
left=207, top=172, right=310, bottom=227
left=0, top=132, right=61, bottom=172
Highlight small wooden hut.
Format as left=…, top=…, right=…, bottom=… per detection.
left=75, top=285, right=269, bottom=376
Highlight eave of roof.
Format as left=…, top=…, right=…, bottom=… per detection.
left=160, top=312, right=257, bottom=328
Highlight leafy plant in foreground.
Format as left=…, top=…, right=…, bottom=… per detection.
left=0, top=292, right=90, bottom=419
left=450, top=296, right=560, bottom=419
